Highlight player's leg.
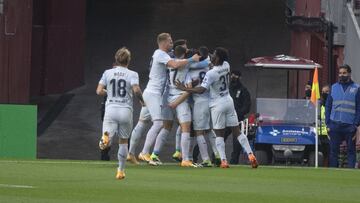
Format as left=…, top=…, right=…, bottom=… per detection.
left=207, top=129, right=220, bottom=165
left=128, top=107, right=152, bottom=164
left=192, top=101, right=212, bottom=166
left=116, top=108, right=133, bottom=180
left=138, top=91, right=163, bottom=162
left=172, top=125, right=182, bottom=162
left=150, top=119, right=173, bottom=165
left=139, top=121, right=162, bottom=162
left=116, top=138, right=128, bottom=180
left=100, top=97, right=111, bottom=161
left=179, top=121, right=197, bottom=167
left=99, top=109, right=117, bottom=155
left=149, top=99, right=175, bottom=165
left=174, top=101, right=197, bottom=167
left=189, top=129, right=197, bottom=162
left=195, top=130, right=212, bottom=167
left=227, top=108, right=258, bottom=168
left=211, top=104, right=229, bottom=168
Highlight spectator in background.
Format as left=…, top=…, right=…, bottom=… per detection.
left=325, top=64, right=360, bottom=168
left=224, top=70, right=251, bottom=164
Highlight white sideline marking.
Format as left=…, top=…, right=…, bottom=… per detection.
left=0, top=184, right=35, bottom=189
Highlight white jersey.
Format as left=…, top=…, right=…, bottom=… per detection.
left=168, top=63, right=188, bottom=95
left=187, top=66, right=210, bottom=103
left=145, top=49, right=172, bottom=95
left=99, top=66, right=139, bottom=109
left=201, top=61, right=231, bottom=107
left=168, top=58, right=210, bottom=95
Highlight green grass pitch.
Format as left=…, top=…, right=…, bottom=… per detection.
left=0, top=159, right=360, bottom=203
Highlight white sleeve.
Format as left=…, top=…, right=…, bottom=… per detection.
left=99, top=71, right=106, bottom=85
left=189, top=58, right=210, bottom=69
left=200, top=71, right=214, bottom=89
left=130, top=72, right=139, bottom=86
left=157, top=52, right=172, bottom=65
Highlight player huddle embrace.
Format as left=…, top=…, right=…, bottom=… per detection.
left=96, top=33, right=258, bottom=180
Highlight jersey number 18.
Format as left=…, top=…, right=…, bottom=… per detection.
left=110, top=79, right=127, bottom=97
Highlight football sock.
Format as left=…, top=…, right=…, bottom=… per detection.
left=197, top=135, right=210, bottom=161
left=208, top=130, right=218, bottom=155
left=215, top=137, right=226, bottom=160
left=129, top=121, right=149, bottom=155
left=153, top=128, right=170, bottom=155
left=181, top=132, right=191, bottom=161
left=175, top=126, right=181, bottom=152
left=189, top=136, right=196, bottom=160
left=141, top=120, right=162, bottom=154
left=118, top=143, right=128, bottom=171
left=237, top=133, right=253, bottom=155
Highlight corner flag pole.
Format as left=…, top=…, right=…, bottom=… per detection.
left=315, top=99, right=319, bottom=168
left=310, top=67, right=320, bottom=168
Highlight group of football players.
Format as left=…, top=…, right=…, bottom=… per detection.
left=96, top=33, right=258, bottom=180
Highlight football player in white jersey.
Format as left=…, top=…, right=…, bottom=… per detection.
left=96, top=47, right=144, bottom=179
left=138, top=33, right=200, bottom=162
left=149, top=45, right=206, bottom=167
left=169, top=47, right=219, bottom=166
left=185, top=47, right=217, bottom=167
left=126, top=106, right=152, bottom=164
left=175, top=47, right=258, bottom=168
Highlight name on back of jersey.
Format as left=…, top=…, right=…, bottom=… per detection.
left=114, top=72, right=125, bottom=77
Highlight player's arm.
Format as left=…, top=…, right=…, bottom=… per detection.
left=189, top=57, right=210, bottom=69
left=175, top=80, right=206, bottom=94
left=168, top=92, right=191, bottom=109
left=167, top=54, right=201, bottom=69
left=96, top=84, right=107, bottom=96
left=175, top=71, right=213, bottom=94
left=132, top=84, right=145, bottom=106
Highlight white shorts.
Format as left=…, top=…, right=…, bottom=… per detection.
left=139, top=106, right=151, bottom=121
left=210, top=99, right=238, bottom=129
left=192, top=100, right=211, bottom=130
left=168, top=94, right=192, bottom=123
left=161, top=104, right=175, bottom=121
left=143, top=90, right=163, bottom=121
left=102, top=106, right=133, bottom=144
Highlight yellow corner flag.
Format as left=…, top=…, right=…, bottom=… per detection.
left=310, top=67, right=320, bottom=105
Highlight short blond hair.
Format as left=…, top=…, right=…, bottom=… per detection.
left=114, top=47, right=131, bottom=66
left=157, top=33, right=171, bottom=44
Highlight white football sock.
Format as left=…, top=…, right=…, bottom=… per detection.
left=129, top=121, right=150, bottom=155
left=207, top=130, right=218, bottom=155
left=175, top=126, right=181, bottom=152
left=181, top=132, right=191, bottom=161
left=152, top=128, right=170, bottom=155
left=141, top=120, right=162, bottom=154
left=237, top=133, right=253, bottom=155
left=188, top=136, right=196, bottom=160
left=215, top=137, right=226, bottom=160
left=196, top=135, right=210, bottom=161
left=118, top=143, right=128, bottom=171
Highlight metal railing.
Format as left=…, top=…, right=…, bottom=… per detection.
left=344, top=2, right=360, bottom=82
